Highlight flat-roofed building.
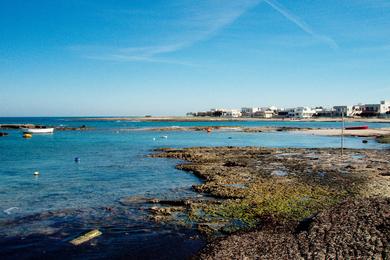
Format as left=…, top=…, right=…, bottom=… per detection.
left=253, top=110, right=274, bottom=118
left=362, top=100, right=390, bottom=116
left=333, top=106, right=353, bottom=117
left=288, top=107, right=316, bottom=118
left=241, top=107, right=260, bottom=117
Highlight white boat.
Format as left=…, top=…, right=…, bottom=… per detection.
left=21, top=128, right=54, bottom=134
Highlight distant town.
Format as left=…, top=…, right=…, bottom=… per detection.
left=187, top=100, right=390, bottom=119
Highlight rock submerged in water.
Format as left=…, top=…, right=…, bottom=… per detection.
left=377, top=135, right=390, bottom=144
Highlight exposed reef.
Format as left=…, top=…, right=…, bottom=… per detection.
left=134, top=126, right=316, bottom=132
left=378, top=135, right=390, bottom=144
left=199, top=197, right=390, bottom=259
left=130, top=125, right=390, bottom=141
left=0, top=124, right=92, bottom=131
left=149, top=146, right=390, bottom=258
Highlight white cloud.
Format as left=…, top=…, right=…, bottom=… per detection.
left=75, top=0, right=262, bottom=64
left=264, top=0, right=338, bottom=49
left=73, top=0, right=339, bottom=64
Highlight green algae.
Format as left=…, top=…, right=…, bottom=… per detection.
left=377, top=135, right=390, bottom=144
left=188, top=179, right=345, bottom=229
left=151, top=147, right=389, bottom=235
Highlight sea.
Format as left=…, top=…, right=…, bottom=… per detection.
left=0, top=117, right=389, bottom=259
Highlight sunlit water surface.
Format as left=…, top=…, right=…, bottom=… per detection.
left=0, top=118, right=389, bottom=259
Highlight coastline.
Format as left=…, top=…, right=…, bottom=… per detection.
left=130, top=125, right=390, bottom=137
left=79, top=116, right=390, bottom=123
left=150, top=146, right=390, bottom=258
left=297, top=127, right=390, bottom=137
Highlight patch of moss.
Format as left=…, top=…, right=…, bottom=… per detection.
left=151, top=147, right=389, bottom=235
left=377, top=135, right=390, bottom=144
left=190, top=179, right=345, bottom=229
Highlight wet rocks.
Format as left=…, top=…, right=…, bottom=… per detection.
left=199, top=198, right=390, bottom=259
left=0, top=124, right=35, bottom=129
left=54, top=125, right=92, bottom=131
left=151, top=146, right=390, bottom=249
left=377, top=135, right=390, bottom=144
left=0, top=124, right=91, bottom=131
left=148, top=146, right=390, bottom=258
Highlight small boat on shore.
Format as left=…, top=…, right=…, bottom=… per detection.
left=345, top=125, right=369, bottom=130
left=21, top=128, right=54, bottom=134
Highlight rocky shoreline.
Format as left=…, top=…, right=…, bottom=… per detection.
left=80, top=116, right=390, bottom=123
left=135, top=126, right=316, bottom=133
left=0, top=124, right=92, bottom=131
left=127, top=125, right=390, bottom=141
left=199, top=197, right=389, bottom=259
left=149, top=146, right=390, bottom=258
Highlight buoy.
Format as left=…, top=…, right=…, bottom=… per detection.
left=70, top=229, right=102, bottom=246
left=23, top=133, right=32, bottom=138
left=33, top=171, right=40, bottom=176
left=74, top=157, right=80, bottom=163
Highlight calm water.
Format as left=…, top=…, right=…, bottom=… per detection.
left=0, top=117, right=389, bottom=259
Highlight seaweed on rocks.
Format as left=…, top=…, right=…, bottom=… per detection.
left=150, top=147, right=390, bottom=232
left=199, top=197, right=390, bottom=259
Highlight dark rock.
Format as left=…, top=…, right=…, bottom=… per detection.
left=199, top=198, right=390, bottom=259
left=223, top=161, right=245, bottom=167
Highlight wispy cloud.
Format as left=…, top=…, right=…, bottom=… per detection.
left=73, top=0, right=262, bottom=64
left=73, top=0, right=338, bottom=64
left=263, top=0, right=338, bottom=49
left=85, top=53, right=197, bottom=66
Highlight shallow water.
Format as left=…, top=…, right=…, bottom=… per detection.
left=0, top=117, right=389, bottom=258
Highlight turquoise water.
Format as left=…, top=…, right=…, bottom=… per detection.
left=0, top=117, right=389, bottom=258
left=2, top=116, right=390, bottom=129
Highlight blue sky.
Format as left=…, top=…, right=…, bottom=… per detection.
left=0, top=0, right=389, bottom=116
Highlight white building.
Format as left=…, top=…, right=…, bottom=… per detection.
left=333, top=106, right=353, bottom=117
left=268, top=106, right=278, bottom=113
left=241, top=107, right=260, bottom=117
left=351, top=105, right=363, bottom=116
left=222, top=109, right=242, bottom=118
left=288, top=107, right=316, bottom=118
left=254, top=110, right=274, bottom=118
left=362, top=100, right=390, bottom=115
left=314, top=107, right=334, bottom=117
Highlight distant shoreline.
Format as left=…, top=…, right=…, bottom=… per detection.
left=79, top=116, right=390, bottom=123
